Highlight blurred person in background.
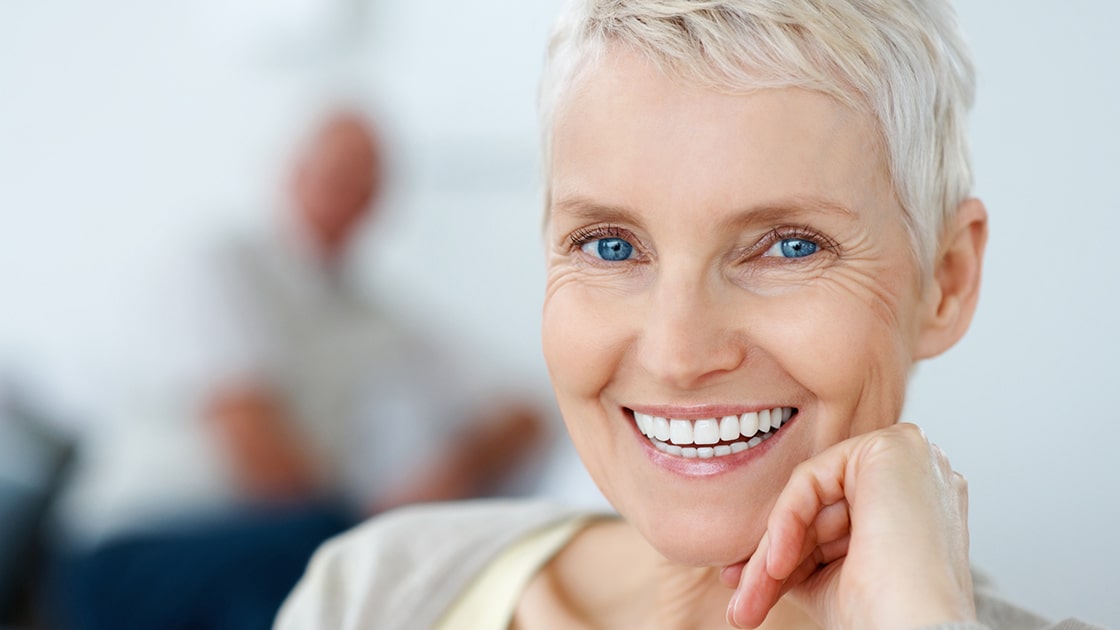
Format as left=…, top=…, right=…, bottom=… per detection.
left=44, top=110, right=546, bottom=630
left=202, top=111, right=544, bottom=513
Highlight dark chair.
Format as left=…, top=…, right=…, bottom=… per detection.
left=0, top=384, right=74, bottom=626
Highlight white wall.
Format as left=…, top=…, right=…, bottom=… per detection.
left=0, top=0, right=1116, bottom=625
left=907, top=2, right=1120, bottom=625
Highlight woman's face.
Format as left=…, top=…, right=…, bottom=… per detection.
left=542, top=50, right=937, bottom=566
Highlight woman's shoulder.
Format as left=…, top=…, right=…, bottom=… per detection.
left=315, top=499, right=592, bottom=563
left=275, top=499, right=602, bottom=630
left=275, top=500, right=1104, bottom=630
left=970, top=570, right=1105, bottom=630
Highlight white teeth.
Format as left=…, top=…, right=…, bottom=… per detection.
left=719, top=415, right=740, bottom=441
left=693, top=419, right=720, bottom=445
left=669, top=419, right=693, bottom=445
left=740, top=411, right=759, bottom=437
left=636, top=407, right=795, bottom=458
left=635, top=408, right=793, bottom=442
left=635, top=412, right=651, bottom=436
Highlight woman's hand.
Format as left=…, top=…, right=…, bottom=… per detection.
left=723, top=423, right=976, bottom=629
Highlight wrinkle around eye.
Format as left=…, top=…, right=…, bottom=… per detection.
left=728, top=250, right=836, bottom=290
left=727, top=228, right=882, bottom=294
left=544, top=252, right=649, bottom=301
left=816, top=264, right=912, bottom=334
left=773, top=231, right=916, bottom=331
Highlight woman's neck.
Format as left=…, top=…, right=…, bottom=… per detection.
left=517, top=518, right=818, bottom=630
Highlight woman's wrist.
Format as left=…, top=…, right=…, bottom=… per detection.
left=869, top=578, right=977, bottom=630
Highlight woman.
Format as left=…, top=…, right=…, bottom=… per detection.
left=276, top=1, right=1098, bottom=628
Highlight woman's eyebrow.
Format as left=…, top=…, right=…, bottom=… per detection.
left=719, top=196, right=859, bottom=231
left=551, top=196, right=642, bottom=225
left=552, top=195, right=856, bottom=227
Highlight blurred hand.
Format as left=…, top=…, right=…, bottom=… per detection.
left=370, top=401, right=545, bottom=514
left=205, top=385, right=319, bottom=502
left=723, top=423, right=975, bottom=629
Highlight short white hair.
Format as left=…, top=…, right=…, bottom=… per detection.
left=540, top=0, right=976, bottom=269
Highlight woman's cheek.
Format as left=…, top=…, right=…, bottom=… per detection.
left=753, top=282, right=913, bottom=440
left=542, top=274, right=629, bottom=401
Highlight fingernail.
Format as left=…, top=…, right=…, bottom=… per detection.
left=758, top=531, right=774, bottom=575
left=726, top=592, right=740, bottom=627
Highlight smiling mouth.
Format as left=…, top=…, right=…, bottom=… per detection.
left=631, top=407, right=796, bottom=459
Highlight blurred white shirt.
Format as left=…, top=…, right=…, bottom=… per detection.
left=55, top=222, right=476, bottom=544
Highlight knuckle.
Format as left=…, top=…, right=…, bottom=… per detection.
left=931, top=443, right=955, bottom=471
left=862, top=422, right=924, bottom=459
left=930, top=441, right=948, bottom=459
left=953, top=470, right=969, bottom=490
left=790, top=458, right=816, bottom=481
left=893, top=421, right=928, bottom=444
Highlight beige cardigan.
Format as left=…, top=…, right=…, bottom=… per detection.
left=275, top=499, right=1102, bottom=630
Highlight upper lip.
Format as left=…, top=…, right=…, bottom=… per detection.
left=626, top=404, right=792, bottom=420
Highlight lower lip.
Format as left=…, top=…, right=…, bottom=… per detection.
left=633, top=412, right=798, bottom=478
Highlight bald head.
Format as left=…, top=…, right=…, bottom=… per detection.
left=290, top=111, right=383, bottom=260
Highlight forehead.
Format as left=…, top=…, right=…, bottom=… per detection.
left=548, top=50, right=893, bottom=223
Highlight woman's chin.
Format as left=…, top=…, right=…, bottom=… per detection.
left=629, top=504, right=769, bottom=567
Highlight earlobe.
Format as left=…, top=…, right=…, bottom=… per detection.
left=915, top=198, right=989, bottom=359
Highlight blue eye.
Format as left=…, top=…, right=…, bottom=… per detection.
left=764, top=238, right=819, bottom=259
left=582, top=237, right=634, bottom=261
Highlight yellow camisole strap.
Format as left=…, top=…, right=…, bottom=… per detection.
left=434, top=515, right=593, bottom=630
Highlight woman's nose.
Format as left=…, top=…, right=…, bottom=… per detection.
left=634, top=280, right=747, bottom=391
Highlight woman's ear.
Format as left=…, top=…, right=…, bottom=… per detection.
left=915, top=198, right=989, bottom=359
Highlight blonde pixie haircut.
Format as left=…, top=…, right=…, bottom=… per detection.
left=540, top=0, right=976, bottom=271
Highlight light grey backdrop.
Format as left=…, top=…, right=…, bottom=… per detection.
left=0, top=0, right=1116, bottom=625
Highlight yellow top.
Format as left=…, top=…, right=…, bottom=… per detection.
left=434, top=515, right=591, bottom=630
